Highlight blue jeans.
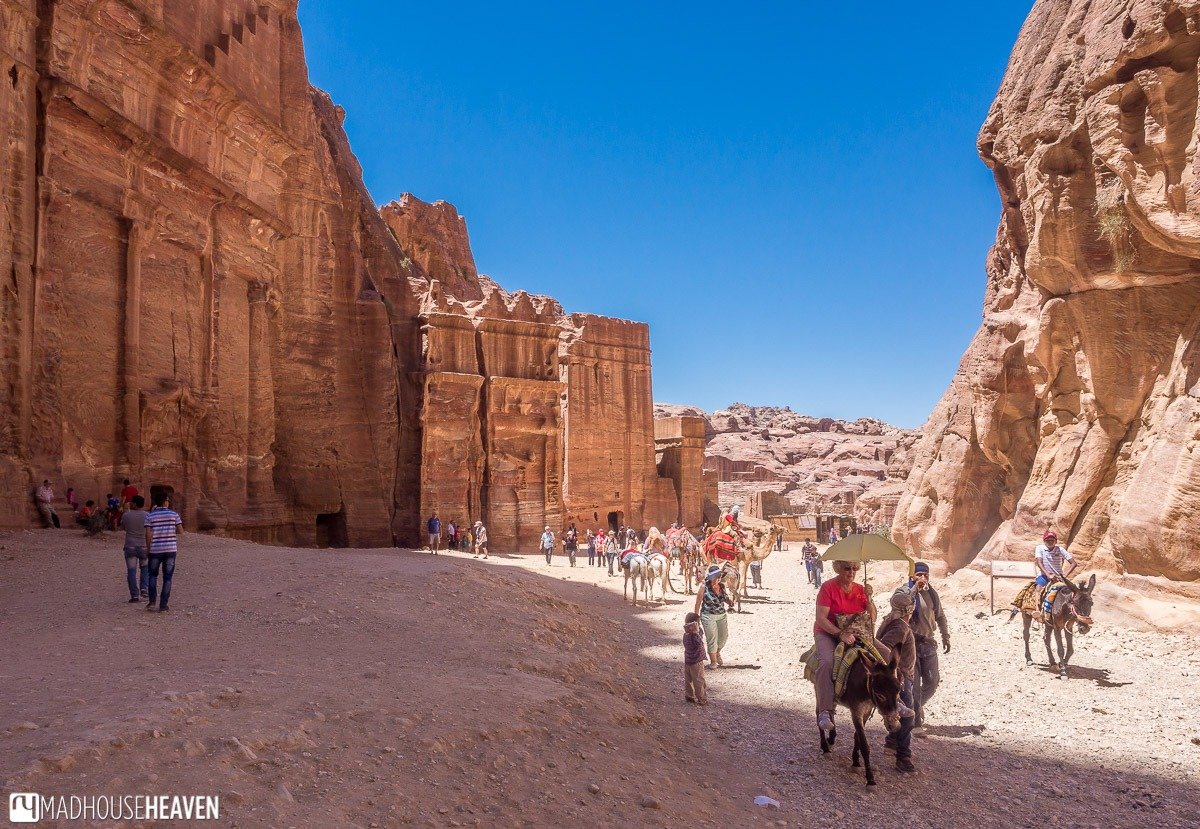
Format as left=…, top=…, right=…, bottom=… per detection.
left=1036, top=574, right=1049, bottom=587
left=124, top=544, right=148, bottom=599
left=147, top=553, right=176, bottom=607
left=913, top=637, right=941, bottom=724
left=890, top=679, right=915, bottom=759
left=606, top=551, right=616, bottom=574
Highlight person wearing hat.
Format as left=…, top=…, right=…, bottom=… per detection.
left=472, top=521, right=488, bottom=559
left=878, top=588, right=919, bottom=772
left=903, top=562, right=950, bottom=729
left=1035, top=530, right=1076, bottom=587
left=540, top=525, right=555, bottom=566
left=693, top=565, right=735, bottom=667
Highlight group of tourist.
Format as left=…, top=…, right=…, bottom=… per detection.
left=34, top=478, right=140, bottom=534
left=33, top=476, right=183, bottom=612
left=424, top=511, right=489, bottom=558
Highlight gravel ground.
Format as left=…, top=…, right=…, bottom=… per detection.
left=1, top=530, right=1197, bottom=828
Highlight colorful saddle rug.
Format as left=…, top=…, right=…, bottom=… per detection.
left=1042, top=582, right=1067, bottom=616
left=705, top=531, right=738, bottom=561
left=799, top=641, right=885, bottom=697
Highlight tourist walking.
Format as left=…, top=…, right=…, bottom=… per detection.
left=426, top=511, right=441, bottom=554
left=35, top=479, right=60, bottom=528
left=119, top=495, right=149, bottom=602
left=144, top=493, right=183, bottom=612
left=540, top=526, right=555, bottom=565
left=473, top=521, right=489, bottom=559
left=564, top=523, right=578, bottom=567
left=446, top=520, right=457, bottom=552
left=802, top=540, right=818, bottom=584
left=585, top=530, right=596, bottom=566
left=750, top=557, right=763, bottom=589
left=902, top=562, right=950, bottom=728
left=604, top=531, right=619, bottom=575
left=683, top=612, right=707, bottom=704
left=694, top=565, right=734, bottom=667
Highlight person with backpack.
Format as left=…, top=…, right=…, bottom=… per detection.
left=540, top=526, right=555, bottom=565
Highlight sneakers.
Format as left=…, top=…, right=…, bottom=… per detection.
left=818, top=711, right=834, bottom=733
left=140, top=590, right=148, bottom=598
left=127, top=597, right=140, bottom=603
left=895, top=757, right=917, bottom=773
left=145, top=603, right=157, bottom=611
left=159, top=605, right=170, bottom=612
left=897, top=701, right=917, bottom=719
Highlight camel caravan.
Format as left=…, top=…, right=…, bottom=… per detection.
left=620, top=507, right=784, bottom=609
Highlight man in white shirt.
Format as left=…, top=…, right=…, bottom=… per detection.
left=1034, top=530, right=1076, bottom=586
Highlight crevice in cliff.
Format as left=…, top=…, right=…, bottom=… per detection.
left=474, top=326, right=491, bottom=531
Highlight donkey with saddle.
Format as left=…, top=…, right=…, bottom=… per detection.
left=1012, top=573, right=1096, bottom=678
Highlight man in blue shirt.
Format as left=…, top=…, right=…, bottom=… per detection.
left=144, top=493, right=183, bottom=612
left=426, top=511, right=441, bottom=554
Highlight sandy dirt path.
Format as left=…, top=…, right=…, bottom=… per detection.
left=2, top=530, right=1197, bottom=828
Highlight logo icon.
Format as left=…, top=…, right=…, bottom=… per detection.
left=9, top=792, right=41, bottom=823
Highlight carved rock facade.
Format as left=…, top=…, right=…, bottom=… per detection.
left=894, top=0, right=1200, bottom=579
left=0, top=0, right=696, bottom=548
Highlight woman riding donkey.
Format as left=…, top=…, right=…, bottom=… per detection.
left=807, top=559, right=904, bottom=784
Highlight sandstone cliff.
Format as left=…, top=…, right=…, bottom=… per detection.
left=894, top=0, right=1200, bottom=580
left=656, top=403, right=919, bottom=526
left=0, top=0, right=699, bottom=548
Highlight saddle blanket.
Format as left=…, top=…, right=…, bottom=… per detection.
left=799, top=641, right=885, bottom=697
left=1042, top=582, right=1066, bottom=616
left=620, top=550, right=642, bottom=567
left=706, top=531, right=738, bottom=561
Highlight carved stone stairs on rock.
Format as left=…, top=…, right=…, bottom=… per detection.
left=203, top=5, right=280, bottom=121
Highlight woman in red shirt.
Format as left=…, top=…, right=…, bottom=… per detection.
left=812, top=560, right=876, bottom=733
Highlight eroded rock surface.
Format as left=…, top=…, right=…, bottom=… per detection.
left=656, top=403, right=918, bottom=526
left=895, top=0, right=1200, bottom=579
left=0, top=0, right=696, bottom=547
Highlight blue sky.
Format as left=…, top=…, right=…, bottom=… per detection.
left=298, top=2, right=1034, bottom=428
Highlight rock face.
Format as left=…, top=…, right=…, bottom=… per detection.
left=894, top=0, right=1200, bottom=579
left=0, top=0, right=697, bottom=548
left=656, top=403, right=919, bottom=526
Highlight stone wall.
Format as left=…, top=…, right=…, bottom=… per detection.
left=0, top=0, right=701, bottom=549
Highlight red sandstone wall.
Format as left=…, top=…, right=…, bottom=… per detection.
left=0, top=0, right=702, bottom=550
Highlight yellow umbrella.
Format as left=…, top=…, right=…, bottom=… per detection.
left=821, top=533, right=912, bottom=587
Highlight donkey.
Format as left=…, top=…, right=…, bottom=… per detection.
left=1021, top=573, right=1096, bottom=678
left=644, top=553, right=676, bottom=603
left=818, top=649, right=903, bottom=786
left=622, top=553, right=650, bottom=607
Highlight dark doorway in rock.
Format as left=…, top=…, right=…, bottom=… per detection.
left=607, top=511, right=622, bottom=534
left=315, top=508, right=348, bottom=549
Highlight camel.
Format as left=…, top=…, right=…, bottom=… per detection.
left=622, top=554, right=651, bottom=606
left=730, top=524, right=784, bottom=609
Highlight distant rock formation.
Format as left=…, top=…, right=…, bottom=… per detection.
left=0, top=0, right=699, bottom=548
left=656, top=403, right=919, bottom=527
left=894, top=0, right=1200, bottom=579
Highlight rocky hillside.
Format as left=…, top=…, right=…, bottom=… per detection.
left=894, top=0, right=1200, bottom=580
left=655, top=403, right=919, bottom=526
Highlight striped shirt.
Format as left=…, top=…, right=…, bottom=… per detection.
left=145, top=508, right=182, bottom=555
left=1035, top=544, right=1073, bottom=578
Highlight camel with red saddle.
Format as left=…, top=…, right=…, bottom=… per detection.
left=703, top=515, right=784, bottom=611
